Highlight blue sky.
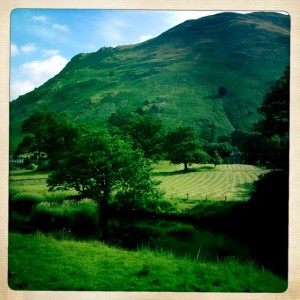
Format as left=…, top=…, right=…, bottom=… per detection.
left=10, top=9, right=249, bottom=100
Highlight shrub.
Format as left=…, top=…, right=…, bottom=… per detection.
left=111, top=195, right=175, bottom=216
left=25, top=163, right=38, bottom=170
left=10, top=192, right=44, bottom=213
left=167, top=224, right=195, bottom=241
left=31, top=200, right=99, bottom=238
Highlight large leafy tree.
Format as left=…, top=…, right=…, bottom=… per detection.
left=47, top=130, right=162, bottom=239
left=164, top=125, right=210, bottom=171
left=109, top=113, right=166, bottom=161
left=121, top=115, right=166, bottom=161
left=17, top=111, right=78, bottom=168
left=205, top=141, right=233, bottom=163
left=254, top=66, right=289, bottom=169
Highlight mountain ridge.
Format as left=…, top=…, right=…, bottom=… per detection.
left=10, top=12, right=290, bottom=151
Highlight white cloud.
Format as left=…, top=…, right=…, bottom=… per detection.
left=10, top=55, right=68, bottom=100
left=20, top=43, right=37, bottom=54
left=96, top=17, right=129, bottom=46
left=10, top=80, right=36, bottom=101
left=11, top=43, right=19, bottom=56
left=83, top=44, right=98, bottom=52
left=42, top=49, right=60, bottom=56
left=52, top=23, right=69, bottom=33
left=22, top=55, right=68, bottom=84
left=32, top=15, right=49, bottom=23
left=140, top=34, right=153, bottom=42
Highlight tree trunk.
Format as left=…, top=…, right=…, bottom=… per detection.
left=184, top=162, right=188, bottom=171
left=98, top=191, right=110, bottom=241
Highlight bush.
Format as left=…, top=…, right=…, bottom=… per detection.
left=10, top=192, right=44, bottom=213
left=31, top=200, right=99, bottom=238
left=111, top=195, right=175, bottom=216
left=25, top=163, right=38, bottom=170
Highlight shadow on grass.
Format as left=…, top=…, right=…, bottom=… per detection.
left=153, top=166, right=216, bottom=177
left=234, top=182, right=254, bottom=201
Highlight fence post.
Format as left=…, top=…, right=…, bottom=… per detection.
left=225, top=195, right=227, bottom=202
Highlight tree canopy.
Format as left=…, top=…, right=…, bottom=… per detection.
left=164, top=125, right=210, bottom=171
left=109, top=113, right=165, bottom=161
left=120, top=115, right=165, bottom=161
left=254, top=66, right=289, bottom=169
left=47, top=130, right=163, bottom=239
left=17, top=111, right=78, bottom=168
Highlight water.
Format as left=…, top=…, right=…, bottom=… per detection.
left=107, top=218, right=250, bottom=261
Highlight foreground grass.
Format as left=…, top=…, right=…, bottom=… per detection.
left=8, top=233, right=287, bottom=292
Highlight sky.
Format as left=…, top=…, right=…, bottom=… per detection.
left=10, top=9, right=250, bottom=101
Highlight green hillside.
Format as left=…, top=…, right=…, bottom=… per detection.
left=10, top=12, right=290, bottom=152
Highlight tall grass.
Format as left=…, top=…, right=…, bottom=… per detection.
left=31, top=200, right=99, bottom=238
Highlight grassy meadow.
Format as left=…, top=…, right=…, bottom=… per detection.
left=8, top=162, right=287, bottom=291
left=8, top=232, right=287, bottom=292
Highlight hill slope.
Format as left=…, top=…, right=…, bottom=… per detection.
left=10, top=12, right=290, bottom=151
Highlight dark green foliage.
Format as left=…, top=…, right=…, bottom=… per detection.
left=164, top=125, right=210, bottom=170
left=14, top=136, right=35, bottom=157
left=240, top=66, right=289, bottom=168
left=9, top=193, right=42, bottom=214
left=31, top=201, right=99, bottom=238
left=118, top=115, right=166, bottom=161
left=253, top=66, right=289, bottom=169
left=108, top=111, right=135, bottom=127
left=205, top=141, right=233, bottom=160
left=218, top=86, right=228, bottom=97
left=47, top=129, right=163, bottom=239
left=247, top=170, right=288, bottom=277
left=231, top=129, right=248, bottom=147
left=239, top=67, right=289, bottom=276
left=17, top=111, right=79, bottom=168
left=111, top=194, right=173, bottom=217
left=255, top=66, right=289, bottom=138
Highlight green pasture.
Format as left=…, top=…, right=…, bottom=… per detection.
left=8, top=232, right=287, bottom=292
left=152, top=162, right=269, bottom=210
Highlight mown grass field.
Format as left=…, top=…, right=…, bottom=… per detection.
left=152, top=162, right=268, bottom=210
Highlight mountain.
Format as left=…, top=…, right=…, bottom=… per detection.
left=10, top=12, right=290, bottom=151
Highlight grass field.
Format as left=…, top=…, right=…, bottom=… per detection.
left=8, top=232, right=287, bottom=292
left=152, top=162, right=268, bottom=207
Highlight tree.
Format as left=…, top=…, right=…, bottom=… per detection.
left=255, top=66, right=289, bottom=139
left=253, top=66, right=289, bottom=169
left=47, top=130, right=162, bottom=240
left=244, top=67, right=289, bottom=277
left=205, top=141, right=233, bottom=160
left=164, top=125, right=210, bottom=171
left=18, top=111, right=78, bottom=168
left=218, top=86, right=228, bottom=97
left=121, top=115, right=166, bottom=161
